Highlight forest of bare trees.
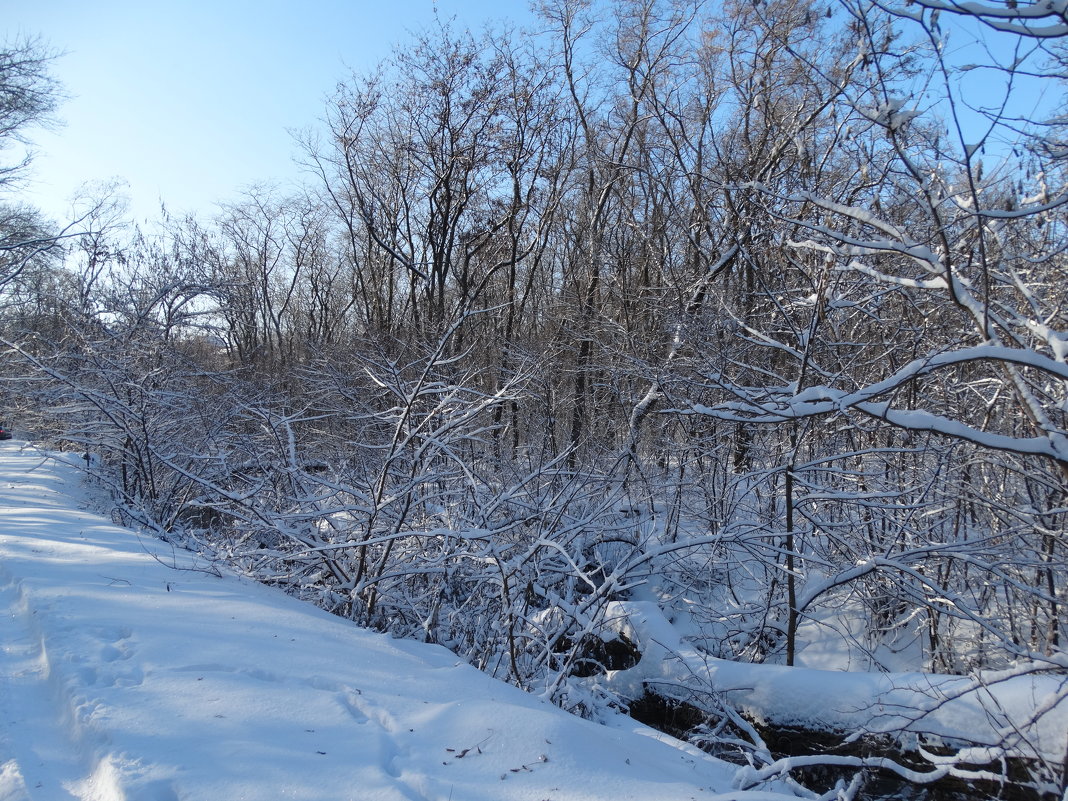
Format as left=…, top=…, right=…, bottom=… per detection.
left=2, top=0, right=1066, bottom=796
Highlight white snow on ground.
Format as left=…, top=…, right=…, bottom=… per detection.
left=0, top=442, right=791, bottom=801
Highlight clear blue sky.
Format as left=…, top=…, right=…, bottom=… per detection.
left=5, top=0, right=1058, bottom=227
left=4, top=0, right=534, bottom=225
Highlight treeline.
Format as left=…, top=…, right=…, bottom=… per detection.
left=2, top=0, right=1066, bottom=793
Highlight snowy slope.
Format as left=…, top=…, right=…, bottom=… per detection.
left=0, top=442, right=784, bottom=801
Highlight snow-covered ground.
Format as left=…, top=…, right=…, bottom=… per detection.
left=4, top=440, right=1065, bottom=801
left=0, top=441, right=785, bottom=801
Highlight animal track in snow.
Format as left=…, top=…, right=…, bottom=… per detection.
left=88, top=632, right=142, bottom=689
left=338, top=688, right=369, bottom=724
left=99, top=644, right=125, bottom=663
left=93, top=625, right=133, bottom=643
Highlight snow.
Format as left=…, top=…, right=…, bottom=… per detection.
left=908, top=0, right=1068, bottom=38
left=601, top=599, right=1068, bottom=765
left=0, top=442, right=775, bottom=801
left=4, top=439, right=1065, bottom=800
left=689, top=343, right=1068, bottom=462
left=866, top=98, right=920, bottom=132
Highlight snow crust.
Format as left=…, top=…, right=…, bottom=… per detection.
left=0, top=443, right=774, bottom=801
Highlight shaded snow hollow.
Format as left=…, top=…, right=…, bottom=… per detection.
left=0, top=442, right=790, bottom=801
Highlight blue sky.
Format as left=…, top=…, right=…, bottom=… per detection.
left=5, top=0, right=533, bottom=225
left=5, top=1, right=1059, bottom=227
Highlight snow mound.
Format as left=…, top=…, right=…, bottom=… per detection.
left=602, top=600, right=1068, bottom=764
